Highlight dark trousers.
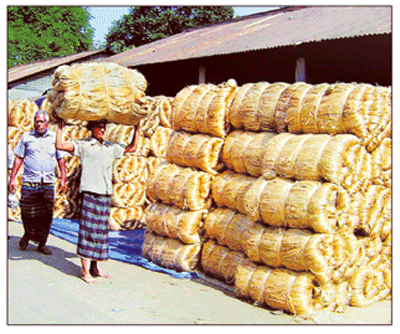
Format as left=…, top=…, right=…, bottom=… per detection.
left=19, top=183, right=54, bottom=246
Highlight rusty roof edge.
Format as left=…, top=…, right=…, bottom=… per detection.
left=8, top=49, right=107, bottom=83
left=120, top=30, right=391, bottom=69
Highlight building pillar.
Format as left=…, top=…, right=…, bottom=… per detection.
left=199, top=66, right=206, bottom=84
left=295, top=57, right=306, bottom=82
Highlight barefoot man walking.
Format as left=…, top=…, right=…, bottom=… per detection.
left=56, top=119, right=139, bottom=283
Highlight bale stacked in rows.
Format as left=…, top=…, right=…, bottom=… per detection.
left=202, top=81, right=391, bottom=317
left=143, top=80, right=238, bottom=272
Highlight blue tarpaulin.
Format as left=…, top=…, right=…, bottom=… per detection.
left=24, top=218, right=197, bottom=279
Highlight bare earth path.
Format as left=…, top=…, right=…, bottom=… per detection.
left=7, top=220, right=392, bottom=325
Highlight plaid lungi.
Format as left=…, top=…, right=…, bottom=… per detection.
left=77, top=192, right=111, bottom=261
left=19, top=183, right=54, bottom=245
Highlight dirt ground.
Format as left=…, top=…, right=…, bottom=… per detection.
left=7, top=219, right=392, bottom=326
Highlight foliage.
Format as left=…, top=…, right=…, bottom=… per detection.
left=8, top=6, right=94, bottom=68
left=105, top=6, right=234, bottom=53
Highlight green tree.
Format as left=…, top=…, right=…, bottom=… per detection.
left=8, top=6, right=94, bottom=68
left=105, top=6, right=234, bottom=53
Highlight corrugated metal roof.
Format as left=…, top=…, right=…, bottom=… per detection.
left=8, top=49, right=107, bottom=83
left=106, top=6, right=391, bottom=67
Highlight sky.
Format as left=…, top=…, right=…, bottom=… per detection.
left=88, top=6, right=277, bottom=47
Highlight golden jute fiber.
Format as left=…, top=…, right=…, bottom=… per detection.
left=144, top=202, right=207, bottom=244
left=142, top=231, right=201, bottom=272
left=171, top=80, right=237, bottom=138
left=109, top=206, right=145, bottom=231
left=222, top=130, right=277, bottom=177
left=8, top=99, right=37, bottom=130
left=235, top=259, right=323, bottom=316
left=166, top=131, right=224, bottom=174
left=50, top=62, right=148, bottom=124
left=201, top=240, right=247, bottom=284
left=211, top=171, right=350, bottom=234
left=146, top=162, right=212, bottom=211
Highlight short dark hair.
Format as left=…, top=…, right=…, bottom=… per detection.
left=87, top=119, right=108, bottom=131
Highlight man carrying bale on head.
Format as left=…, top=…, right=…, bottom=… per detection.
left=56, top=119, right=140, bottom=284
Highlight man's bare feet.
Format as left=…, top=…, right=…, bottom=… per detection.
left=89, top=269, right=111, bottom=278
left=80, top=273, right=96, bottom=284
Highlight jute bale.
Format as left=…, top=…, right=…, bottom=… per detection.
left=206, top=207, right=346, bottom=285
left=104, top=123, right=136, bottom=145
left=222, top=130, right=277, bottom=177
left=166, top=131, right=224, bottom=174
left=235, top=259, right=324, bottom=316
left=351, top=185, right=391, bottom=238
left=349, top=266, right=390, bottom=307
left=201, top=240, right=247, bottom=284
left=144, top=202, right=207, bottom=244
left=142, top=231, right=201, bottom=272
left=146, top=162, right=212, bottom=211
left=229, top=82, right=289, bottom=132
left=262, top=133, right=370, bottom=194
left=286, top=83, right=391, bottom=152
left=8, top=99, right=37, bottom=130
left=109, top=206, right=145, bottom=231
left=204, top=208, right=257, bottom=252
left=111, top=182, right=146, bottom=207
left=171, top=80, right=237, bottom=138
left=211, top=171, right=351, bottom=234
left=149, top=126, right=173, bottom=157
left=112, top=154, right=148, bottom=183
left=50, top=62, right=148, bottom=124
left=8, top=127, right=24, bottom=150
left=371, top=138, right=391, bottom=187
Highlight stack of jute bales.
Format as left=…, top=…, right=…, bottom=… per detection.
left=206, top=82, right=391, bottom=316
left=106, top=96, right=174, bottom=231
left=142, top=80, right=238, bottom=272
left=142, top=80, right=391, bottom=317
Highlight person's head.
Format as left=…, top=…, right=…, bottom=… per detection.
left=87, top=119, right=108, bottom=142
left=33, top=110, right=50, bottom=135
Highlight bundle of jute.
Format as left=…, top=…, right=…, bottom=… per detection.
left=201, top=240, right=247, bottom=284
left=111, top=182, right=146, bottom=208
left=146, top=162, right=212, bottom=211
left=149, top=126, right=173, bottom=158
left=8, top=127, right=24, bottom=150
left=112, top=154, right=148, bottom=183
left=262, top=133, right=370, bottom=194
left=50, top=62, right=148, bottom=124
left=8, top=99, right=37, bottom=130
left=108, top=206, right=145, bottom=231
left=205, top=207, right=346, bottom=285
left=211, top=171, right=350, bottom=234
left=349, top=266, right=390, bottom=307
left=103, top=123, right=136, bottom=145
left=145, top=202, right=207, bottom=244
left=171, top=80, right=237, bottom=138
left=229, top=82, right=290, bottom=132
left=350, top=185, right=391, bottom=238
left=235, top=259, right=324, bottom=316
left=53, top=172, right=81, bottom=219
left=146, top=157, right=166, bottom=176
left=55, top=155, right=81, bottom=180
left=142, top=231, right=201, bottom=272
left=166, top=131, right=224, bottom=174
left=277, top=82, right=313, bottom=133
left=371, top=138, right=391, bottom=187
left=222, top=130, right=277, bottom=177
left=286, top=83, right=391, bottom=152
left=156, top=96, right=173, bottom=128
left=48, top=124, right=91, bottom=142
left=204, top=208, right=258, bottom=252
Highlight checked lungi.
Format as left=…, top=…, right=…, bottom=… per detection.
left=77, top=192, right=111, bottom=261
left=20, top=182, right=55, bottom=245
